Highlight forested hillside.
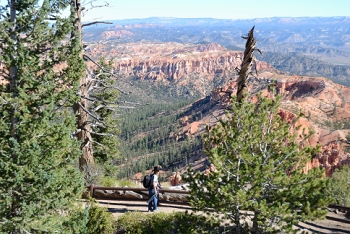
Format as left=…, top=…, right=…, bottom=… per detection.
left=257, top=52, right=350, bottom=86
left=116, top=84, right=211, bottom=178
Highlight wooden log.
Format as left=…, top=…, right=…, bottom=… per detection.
left=160, top=192, right=189, bottom=202
left=93, top=189, right=145, bottom=199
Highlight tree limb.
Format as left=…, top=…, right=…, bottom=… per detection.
left=82, top=21, right=112, bottom=27
left=82, top=127, right=113, bottom=137
left=77, top=102, right=106, bottom=125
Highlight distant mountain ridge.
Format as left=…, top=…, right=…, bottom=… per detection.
left=84, top=16, right=350, bottom=50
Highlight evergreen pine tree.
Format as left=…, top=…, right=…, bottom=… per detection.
left=90, top=57, right=120, bottom=177
left=0, top=0, right=86, bottom=232
left=188, top=95, right=331, bottom=233
left=70, top=1, right=123, bottom=172
left=327, top=165, right=350, bottom=206
left=345, top=132, right=350, bottom=153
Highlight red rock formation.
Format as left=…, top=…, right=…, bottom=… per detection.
left=86, top=42, right=276, bottom=82
left=179, top=75, right=350, bottom=176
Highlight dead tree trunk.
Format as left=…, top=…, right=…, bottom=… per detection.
left=236, top=26, right=257, bottom=103
left=72, top=0, right=94, bottom=169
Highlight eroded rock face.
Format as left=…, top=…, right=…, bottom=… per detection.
left=179, top=75, right=350, bottom=176
left=277, top=108, right=350, bottom=176
left=87, top=42, right=276, bottom=82
left=112, top=50, right=244, bottom=81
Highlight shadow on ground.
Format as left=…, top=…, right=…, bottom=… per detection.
left=296, top=221, right=350, bottom=234
left=99, top=201, right=195, bottom=214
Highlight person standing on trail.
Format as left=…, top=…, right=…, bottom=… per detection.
left=148, top=166, right=161, bottom=212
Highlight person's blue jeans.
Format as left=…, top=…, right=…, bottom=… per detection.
left=148, top=189, right=158, bottom=211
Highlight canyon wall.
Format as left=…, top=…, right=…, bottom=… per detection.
left=87, top=42, right=276, bottom=82
left=180, top=75, right=350, bottom=176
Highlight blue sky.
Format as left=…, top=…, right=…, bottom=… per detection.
left=82, top=0, right=350, bottom=21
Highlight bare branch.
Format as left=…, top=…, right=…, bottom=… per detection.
left=83, top=54, right=121, bottom=81
left=48, top=15, right=57, bottom=20
left=93, top=104, right=105, bottom=112
left=82, top=0, right=111, bottom=20
left=77, top=102, right=106, bottom=125
left=89, top=79, right=133, bottom=95
left=82, top=127, right=113, bottom=136
left=82, top=21, right=113, bottom=27
left=82, top=140, right=91, bottom=149
left=80, top=95, right=96, bottom=102
left=91, top=140, right=105, bottom=147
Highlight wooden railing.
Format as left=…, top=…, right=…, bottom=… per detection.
left=85, top=185, right=190, bottom=205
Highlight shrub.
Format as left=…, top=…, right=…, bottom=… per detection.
left=100, top=176, right=117, bottom=187
left=327, top=165, right=350, bottom=206
left=86, top=199, right=116, bottom=234
left=82, top=163, right=104, bottom=185
left=117, top=179, right=135, bottom=187
left=116, top=211, right=220, bottom=233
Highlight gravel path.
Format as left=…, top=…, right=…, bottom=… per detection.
left=98, top=200, right=194, bottom=218
left=97, top=199, right=350, bottom=233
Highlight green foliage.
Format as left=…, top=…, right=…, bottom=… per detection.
left=62, top=204, right=89, bottom=234
left=0, top=0, right=86, bottom=232
left=62, top=199, right=116, bottom=234
left=116, top=179, right=135, bottom=187
left=327, top=165, right=350, bottom=206
left=323, top=118, right=350, bottom=130
left=117, top=99, right=205, bottom=178
left=188, top=95, right=331, bottom=233
left=100, top=176, right=117, bottom=187
left=116, top=211, right=220, bottom=233
left=91, top=57, right=121, bottom=177
left=86, top=199, right=116, bottom=234
left=345, top=132, right=350, bottom=153
left=81, top=164, right=119, bottom=186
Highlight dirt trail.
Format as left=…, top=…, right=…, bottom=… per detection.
left=97, top=199, right=350, bottom=233
left=97, top=200, right=194, bottom=218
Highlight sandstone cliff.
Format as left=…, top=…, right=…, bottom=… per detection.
left=87, top=42, right=276, bottom=82
left=177, top=74, right=350, bottom=176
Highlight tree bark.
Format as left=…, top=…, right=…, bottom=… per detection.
left=234, top=205, right=242, bottom=234
left=236, top=26, right=257, bottom=103
left=9, top=0, right=21, bottom=227
left=9, top=0, right=18, bottom=141
left=72, top=0, right=94, bottom=169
